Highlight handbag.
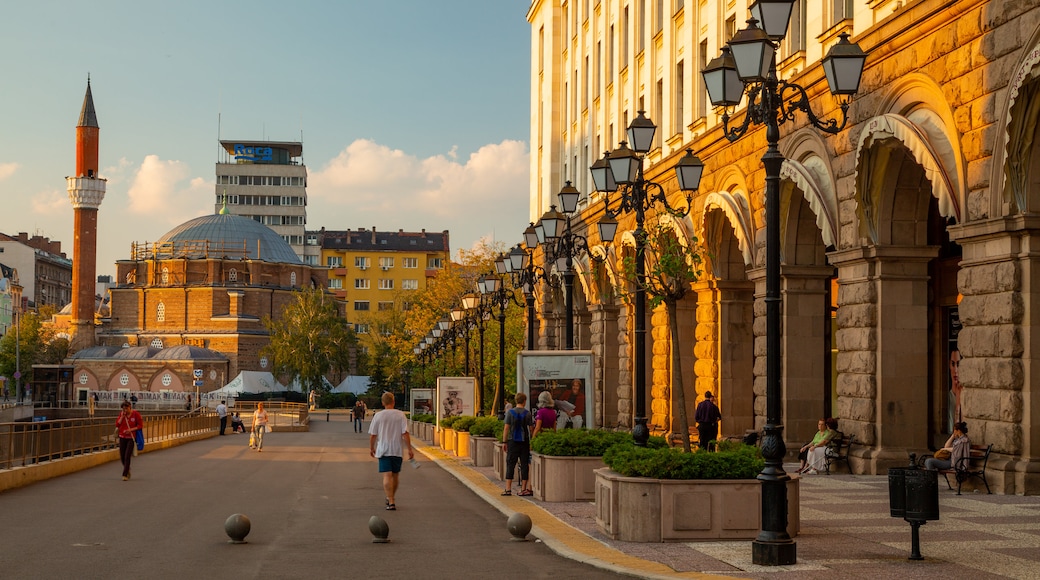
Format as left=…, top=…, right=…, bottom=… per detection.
left=265, top=425, right=272, bottom=434
left=934, top=448, right=951, bottom=460
left=134, top=428, right=145, bottom=451
left=249, top=432, right=257, bottom=447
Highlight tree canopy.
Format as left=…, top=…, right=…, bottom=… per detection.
left=261, top=288, right=355, bottom=393
left=0, top=307, right=69, bottom=394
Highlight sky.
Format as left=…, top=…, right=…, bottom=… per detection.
left=0, top=1, right=532, bottom=277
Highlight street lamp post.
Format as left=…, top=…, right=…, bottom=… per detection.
left=702, top=2, right=866, bottom=566
left=590, top=114, right=704, bottom=448
left=463, top=293, right=489, bottom=414
left=478, top=273, right=517, bottom=420
left=501, top=241, right=549, bottom=351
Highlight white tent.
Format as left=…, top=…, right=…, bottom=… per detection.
left=285, top=376, right=335, bottom=393
left=207, top=371, right=283, bottom=396
left=332, top=376, right=370, bottom=395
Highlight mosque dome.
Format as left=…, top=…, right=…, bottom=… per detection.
left=156, top=213, right=302, bottom=264
left=153, top=345, right=228, bottom=360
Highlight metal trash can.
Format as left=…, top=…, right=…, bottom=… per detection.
left=904, top=468, right=940, bottom=521
left=888, top=467, right=908, bottom=518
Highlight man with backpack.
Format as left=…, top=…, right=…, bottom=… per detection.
left=501, top=392, right=534, bottom=497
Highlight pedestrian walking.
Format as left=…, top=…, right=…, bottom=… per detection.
left=368, top=392, right=413, bottom=511
left=251, top=402, right=269, bottom=452
left=502, top=392, right=533, bottom=496
left=115, top=400, right=143, bottom=481
left=695, top=391, right=722, bottom=452
left=216, top=400, right=228, bottom=435
left=353, top=399, right=367, bottom=433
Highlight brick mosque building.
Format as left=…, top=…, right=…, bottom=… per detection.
left=62, top=82, right=330, bottom=400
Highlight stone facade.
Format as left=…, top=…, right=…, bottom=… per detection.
left=528, top=0, right=1040, bottom=493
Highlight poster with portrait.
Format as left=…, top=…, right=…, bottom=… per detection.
left=517, top=350, right=594, bottom=430
left=436, top=377, right=476, bottom=424
left=410, top=388, right=433, bottom=416
left=946, top=306, right=962, bottom=433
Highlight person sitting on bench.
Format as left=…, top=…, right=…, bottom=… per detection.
left=925, top=421, right=970, bottom=471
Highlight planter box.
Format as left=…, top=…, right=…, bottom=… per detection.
left=530, top=453, right=605, bottom=502
left=471, top=436, right=497, bottom=467
left=456, top=431, right=470, bottom=458
left=492, top=441, right=507, bottom=481
left=424, top=423, right=433, bottom=443
left=441, top=428, right=457, bottom=453
left=433, top=427, right=441, bottom=447
left=594, top=468, right=800, bottom=542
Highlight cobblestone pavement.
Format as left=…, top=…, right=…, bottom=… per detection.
left=417, top=442, right=1040, bottom=580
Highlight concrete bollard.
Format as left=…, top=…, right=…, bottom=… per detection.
left=507, top=512, right=532, bottom=541
left=369, top=515, right=390, bottom=543
left=225, top=513, right=251, bottom=544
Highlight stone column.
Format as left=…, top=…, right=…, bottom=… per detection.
left=590, top=303, right=619, bottom=428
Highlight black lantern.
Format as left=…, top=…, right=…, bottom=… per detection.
left=538, top=205, right=567, bottom=241
left=749, top=0, right=796, bottom=39
left=728, top=19, right=774, bottom=82
left=822, top=32, right=868, bottom=96
left=590, top=151, right=616, bottom=192
left=674, top=149, right=705, bottom=192
left=608, top=142, right=639, bottom=185
left=597, top=210, right=619, bottom=244
left=509, top=244, right=527, bottom=272
left=627, top=110, right=657, bottom=154
left=523, top=222, right=540, bottom=249
left=558, top=181, right=581, bottom=214
left=702, top=46, right=744, bottom=108
left=495, top=252, right=509, bottom=274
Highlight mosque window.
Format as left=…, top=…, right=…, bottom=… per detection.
left=291, top=272, right=297, bottom=287
left=120, top=373, right=130, bottom=386
left=229, top=268, right=238, bottom=282
left=157, top=301, right=166, bottom=322
left=260, top=356, right=268, bottom=369
left=161, top=267, right=170, bottom=285
left=161, top=373, right=172, bottom=387
left=150, top=338, right=164, bottom=349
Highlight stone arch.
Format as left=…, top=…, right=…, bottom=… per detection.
left=147, top=366, right=186, bottom=392
left=777, top=129, right=839, bottom=252
left=697, top=191, right=755, bottom=276
left=997, top=33, right=1040, bottom=215
left=106, top=367, right=142, bottom=391
left=74, top=368, right=101, bottom=392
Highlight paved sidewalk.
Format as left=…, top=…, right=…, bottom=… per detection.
left=417, top=441, right=1040, bottom=579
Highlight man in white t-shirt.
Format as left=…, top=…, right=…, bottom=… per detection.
left=368, top=392, right=414, bottom=511
left=216, top=400, right=228, bottom=435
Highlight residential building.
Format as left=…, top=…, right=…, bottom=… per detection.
left=0, top=232, right=72, bottom=311
left=528, top=0, right=1040, bottom=493
left=215, top=140, right=308, bottom=261
left=318, top=227, right=450, bottom=334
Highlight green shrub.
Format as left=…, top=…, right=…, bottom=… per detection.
left=410, top=413, right=434, bottom=424
left=469, top=416, right=503, bottom=437
left=439, top=417, right=456, bottom=428
left=603, top=443, right=763, bottom=479
left=451, top=415, right=477, bottom=432
left=530, top=429, right=633, bottom=456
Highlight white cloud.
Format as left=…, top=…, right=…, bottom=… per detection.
left=0, top=162, right=18, bottom=181
left=308, top=139, right=530, bottom=254
left=126, top=155, right=212, bottom=224
left=30, top=189, right=68, bottom=214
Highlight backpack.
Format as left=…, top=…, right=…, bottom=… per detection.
left=509, top=409, right=530, bottom=442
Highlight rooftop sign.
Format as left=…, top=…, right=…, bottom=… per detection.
left=234, top=144, right=273, bottom=162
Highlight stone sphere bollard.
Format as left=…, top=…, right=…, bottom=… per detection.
left=225, top=514, right=251, bottom=544
left=368, top=515, right=390, bottom=543
left=507, top=512, right=532, bottom=541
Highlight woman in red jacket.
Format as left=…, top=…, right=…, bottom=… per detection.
left=115, top=400, right=143, bottom=481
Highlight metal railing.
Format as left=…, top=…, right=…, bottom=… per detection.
left=0, top=412, right=217, bottom=470
left=232, top=401, right=309, bottom=430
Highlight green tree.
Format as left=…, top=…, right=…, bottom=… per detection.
left=0, top=308, right=68, bottom=394
left=261, top=288, right=355, bottom=395
left=619, top=217, right=705, bottom=452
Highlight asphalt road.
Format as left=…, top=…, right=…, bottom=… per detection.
left=0, top=413, right=617, bottom=580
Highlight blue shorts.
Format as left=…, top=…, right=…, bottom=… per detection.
left=378, top=456, right=403, bottom=473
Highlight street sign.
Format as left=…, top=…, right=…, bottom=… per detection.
left=13, top=371, right=21, bottom=379
left=193, top=379, right=204, bottom=387
left=193, top=369, right=203, bottom=379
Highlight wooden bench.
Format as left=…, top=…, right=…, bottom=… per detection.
left=938, top=443, right=992, bottom=495
left=824, top=432, right=855, bottom=474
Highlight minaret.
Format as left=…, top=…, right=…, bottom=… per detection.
left=66, top=78, right=107, bottom=352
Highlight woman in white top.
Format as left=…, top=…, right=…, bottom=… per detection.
left=251, top=402, right=269, bottom=452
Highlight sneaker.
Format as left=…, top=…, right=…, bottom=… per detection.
left=807, top=468, right=819, bottom=475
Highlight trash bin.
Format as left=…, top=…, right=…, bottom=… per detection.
left=888, top=467, right=908, bottom=518
left=904, top=468, right=940, bottom=521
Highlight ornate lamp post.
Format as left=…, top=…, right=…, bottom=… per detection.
left=590, top=113, right=704, bottom=448
left=462, top=293, right=489, bottom=413
left=701, top=1, right=866, bottom=565
left=499, top=241, right=549, bottom=351
left=478, top=272, right=518, bottom=419
left=533, top=181, right=605, bottom=350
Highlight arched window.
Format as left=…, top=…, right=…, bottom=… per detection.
left=157, top=301, right=166, bottom=322
left=161, top=267, right=170, bottom=285
left=290, top=271, right=297, bottom=287
left=150, top=338, right=164, bottom=349
left=229, top=268, right=238, bottom=282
